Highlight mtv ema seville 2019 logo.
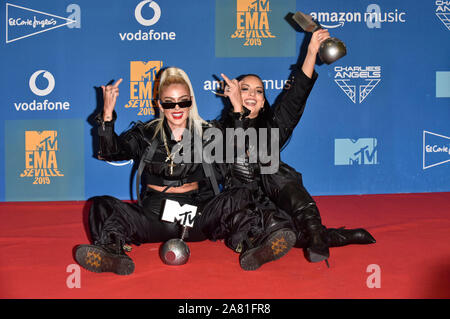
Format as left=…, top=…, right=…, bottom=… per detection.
left=216, top=0, right=295, bottom=57
left=124, top=61, right=163, bottom=116
left=230, top=0, right=275, bottom=47
left=20, top=130, right=64, bottom=184
left=5, top=119, right=84, bottom=201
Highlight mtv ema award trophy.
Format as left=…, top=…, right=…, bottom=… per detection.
left=292, top=11, right=347, bottom=64
left=159, top=199, right=198, bottom=265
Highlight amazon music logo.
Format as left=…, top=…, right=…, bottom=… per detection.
left=309, top=4, right=406, bottom=29
left=13, top=70, right=71, bottom=112
left=118, top=0, right=176, bottom=41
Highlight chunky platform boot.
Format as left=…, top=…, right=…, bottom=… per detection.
left=75, top=237, right=135, bottom=275
left=226, top=209, right=297, bottom=270
left=233, top=210, right=297, bottom=271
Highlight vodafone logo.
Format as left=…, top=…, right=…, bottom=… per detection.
left=118, top=1, right=175, bottom=41
left=29, top=70, right=55, bottom=96
left=13, top=70, right=70, bottom=112
left=135, top=0, right=161, bottom=26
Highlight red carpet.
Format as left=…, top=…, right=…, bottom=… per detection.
left=0, top=192, right=449, bottom=299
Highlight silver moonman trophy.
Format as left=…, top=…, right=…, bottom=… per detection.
left=292, top=11, right=347, bottom=64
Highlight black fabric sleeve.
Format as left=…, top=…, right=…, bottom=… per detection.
left=95, top=111, right=147, bottom=162
left=271, top=66, right=318, bottom=148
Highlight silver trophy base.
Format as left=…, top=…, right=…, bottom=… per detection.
left=160, top=238, right=190, bottom=266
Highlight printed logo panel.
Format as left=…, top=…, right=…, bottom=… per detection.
left=5, top=119, right=84, bottom=201
left=335, top=138, right=379, bottom=166
left=215, top=0, right=296, bottom=57
left=124, top=60, right=163, bottom=116
left=436, top=71, right=450, bottom=98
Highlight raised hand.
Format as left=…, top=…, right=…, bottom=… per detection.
left=221, top=73, right=243, bottom=113
left=101, top=78, right=122, bottom=121
left=302, top=29, right=331, bottom=78
left=308, top=29, right=330, bottom=55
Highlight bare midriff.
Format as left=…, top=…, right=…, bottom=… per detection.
left=147, top=181, right=198, bottom=193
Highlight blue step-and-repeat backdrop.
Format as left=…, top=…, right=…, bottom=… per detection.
left=1, top=0, right=449, bottom=202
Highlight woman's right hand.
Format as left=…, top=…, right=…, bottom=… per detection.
left=221, top=73, right=243, bottom=113
left=101, top=78, right=122, bottom=121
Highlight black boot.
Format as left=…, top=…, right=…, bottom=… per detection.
left=327, top=227, right=376, bottom=247
left=275, top=182, right=330, bottom=263
left=75, top=236, right=135, bottom=275
left=226, top=209, right=296, bottom=271
left=298, top=203, right=330, bottom=263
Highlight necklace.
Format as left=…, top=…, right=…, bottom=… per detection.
left=162, top=129, right=183, bottom=176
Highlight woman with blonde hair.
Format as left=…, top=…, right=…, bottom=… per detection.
left=75, top=67, right=217, bottom=275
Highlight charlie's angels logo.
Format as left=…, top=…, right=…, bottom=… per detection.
left=436, top=1, right=450, bottom=30
left=6, top=3, right=81, bottom=43
left=230, top=0, right=276, bottom=46
left=20, top=130, right=64, bottom=184
left=334, top=66, right=381, bottom=103
left=124, top=61, right=163, bottom=116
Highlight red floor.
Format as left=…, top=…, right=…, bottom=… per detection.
left=0, top=192, right=449, bottom=299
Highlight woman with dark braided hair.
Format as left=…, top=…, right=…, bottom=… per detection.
left=202, top=29, right=376, bottom=270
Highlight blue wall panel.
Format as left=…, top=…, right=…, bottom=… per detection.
left=1, top=0, right=449, bottom=201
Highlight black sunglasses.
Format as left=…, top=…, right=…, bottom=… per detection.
left=159, top=100, right=192, bottom=109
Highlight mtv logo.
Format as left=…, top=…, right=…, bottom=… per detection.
left=25, top=131, right=58, bottom=151
left=237, top=0, right=270, bottom=12
left=334, top=138, right=378, bottom=165
left=130, top=61, right=163, bottom=83
left=161, top=199, right=198, bottom=228
left=423, top=131, right=450, bottom=169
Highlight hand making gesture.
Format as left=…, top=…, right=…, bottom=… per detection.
left=220, top=73, right=243, bottom=114
left=101, top=78, right=123, bottom=122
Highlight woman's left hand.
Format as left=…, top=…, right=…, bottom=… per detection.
left=221, top=73, right=243, bottom=113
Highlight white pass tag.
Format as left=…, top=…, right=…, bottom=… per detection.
left=161, top=199, right=198, bottom=228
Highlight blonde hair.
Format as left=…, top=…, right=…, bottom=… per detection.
left=147, top=67, right=207, bottom=139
